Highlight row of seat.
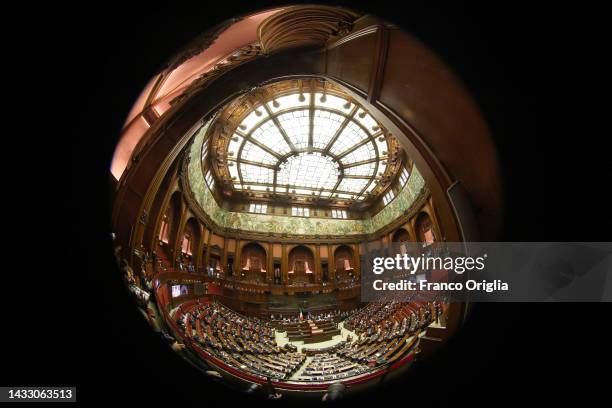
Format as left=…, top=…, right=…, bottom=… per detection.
left=302, top=341, right=346, bottom=356
left=172, top=299, right=440, bottom=383
left=344, top=299, right=441, bottom=337
left=176, top=302, right=307, bottom=379
left=296, top=353, right=370, bottom=382
left=294, top=300, right=440, bottom=382
left=210, top=349, right=305, bottom=380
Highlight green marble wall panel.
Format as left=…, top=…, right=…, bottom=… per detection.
left=187, top=120, right=425, bottom=235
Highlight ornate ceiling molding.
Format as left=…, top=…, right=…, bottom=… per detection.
left=205, top=78, right=403, bottom=207
left=169, top=7, right=362, bottom=113
left=170, top=43, right=263, bottom=106
left=258, top=6, right=361, bottom=55
left=163, top=18, right=242, bottom=72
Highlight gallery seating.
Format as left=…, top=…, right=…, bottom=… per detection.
left=171, top=298, right=438, bottom=383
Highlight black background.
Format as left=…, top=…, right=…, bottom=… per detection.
left=4, top=1, right=611, bottom=406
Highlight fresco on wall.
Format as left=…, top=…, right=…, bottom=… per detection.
left=364, top=167, right=425, bottom=232
left=187, top=120, right=425, bottom=236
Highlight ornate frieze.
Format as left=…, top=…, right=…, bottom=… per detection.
left=258, top=6, right=361, bottom=54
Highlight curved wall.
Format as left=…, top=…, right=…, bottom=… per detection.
left=186, top=117, right=426, bottom=236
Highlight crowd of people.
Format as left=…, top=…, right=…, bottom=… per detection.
left=113, top=238, right=447, bottom=396
left=176, top=301, right=305, bottom=380
left=295, top=300, right=439, bottom=381
left=296, top=353, right=370, bottom=382
left=171, top=298, right=442, bottom=385
left=343, top=299, right=441, bottom=337
left=179, top=301, right=278, bottom=354
left=269, top=310, right=349, bottom=323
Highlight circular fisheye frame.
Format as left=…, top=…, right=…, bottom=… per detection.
left=110, top=5, right=500, bottom=400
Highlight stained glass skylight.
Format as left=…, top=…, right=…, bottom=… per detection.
left=277, top=153, right=339, bottom=190
left=225, top=91, right=390, bottom=200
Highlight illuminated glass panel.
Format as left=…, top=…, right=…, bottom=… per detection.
left=341, top=143, right=375, bottom=164
left=374, top=134, right=389, bottom=156
left=205, top=170, right=215, bottom=189
left=377, top=161, right=388, bottom=176
left=331, top=209, right=347, bottom=219
left=354, top=110, right=379, bottom=132
left=277, top=110, right=310, bottom=149
left=399, top=167, right=410, bottom=186
left=291, top=207, right=310, bottom=217
left=228, top=162, right=240, bottom=180
left=329, top=122, right=369, bottom=155
left=241, top=141, right=277, bottom=165
left=228, top=90, right=398, bottom=200
left=312, top=110, right=344, bottom=148
left=314, top=93, right=353, bottom=112
left=337, top=178, right=368, bottom=194
left=227, top=135, right=243, bottom=161
left=294, top=188, right=313, bottom=196
left=383, top=189, right=395, bottom=205
left=240, top=109, right=268, bottom=133
left=240, top=163, right=274, bottom=184
left=250, top=120, right=291, bottom=155
left=248, top=203, right=268, bottom=214
left=277, top=153, right=339, bottom=190
left=247, top=185, right=268, bottom=192
left=266, top=93, right=310, bottom=113
left=201, top=137, right=209, bottom=162
left=344, top=162, right=375, bottom=176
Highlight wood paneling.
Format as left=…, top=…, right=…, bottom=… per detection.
left=378, top=29, right=501, bottom=239
left=327, top=29, right=376, bottom=92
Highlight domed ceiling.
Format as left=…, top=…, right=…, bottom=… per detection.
left=184, top=114, right=427, bottom=237
left=206, top=78, right=405, bottom=207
